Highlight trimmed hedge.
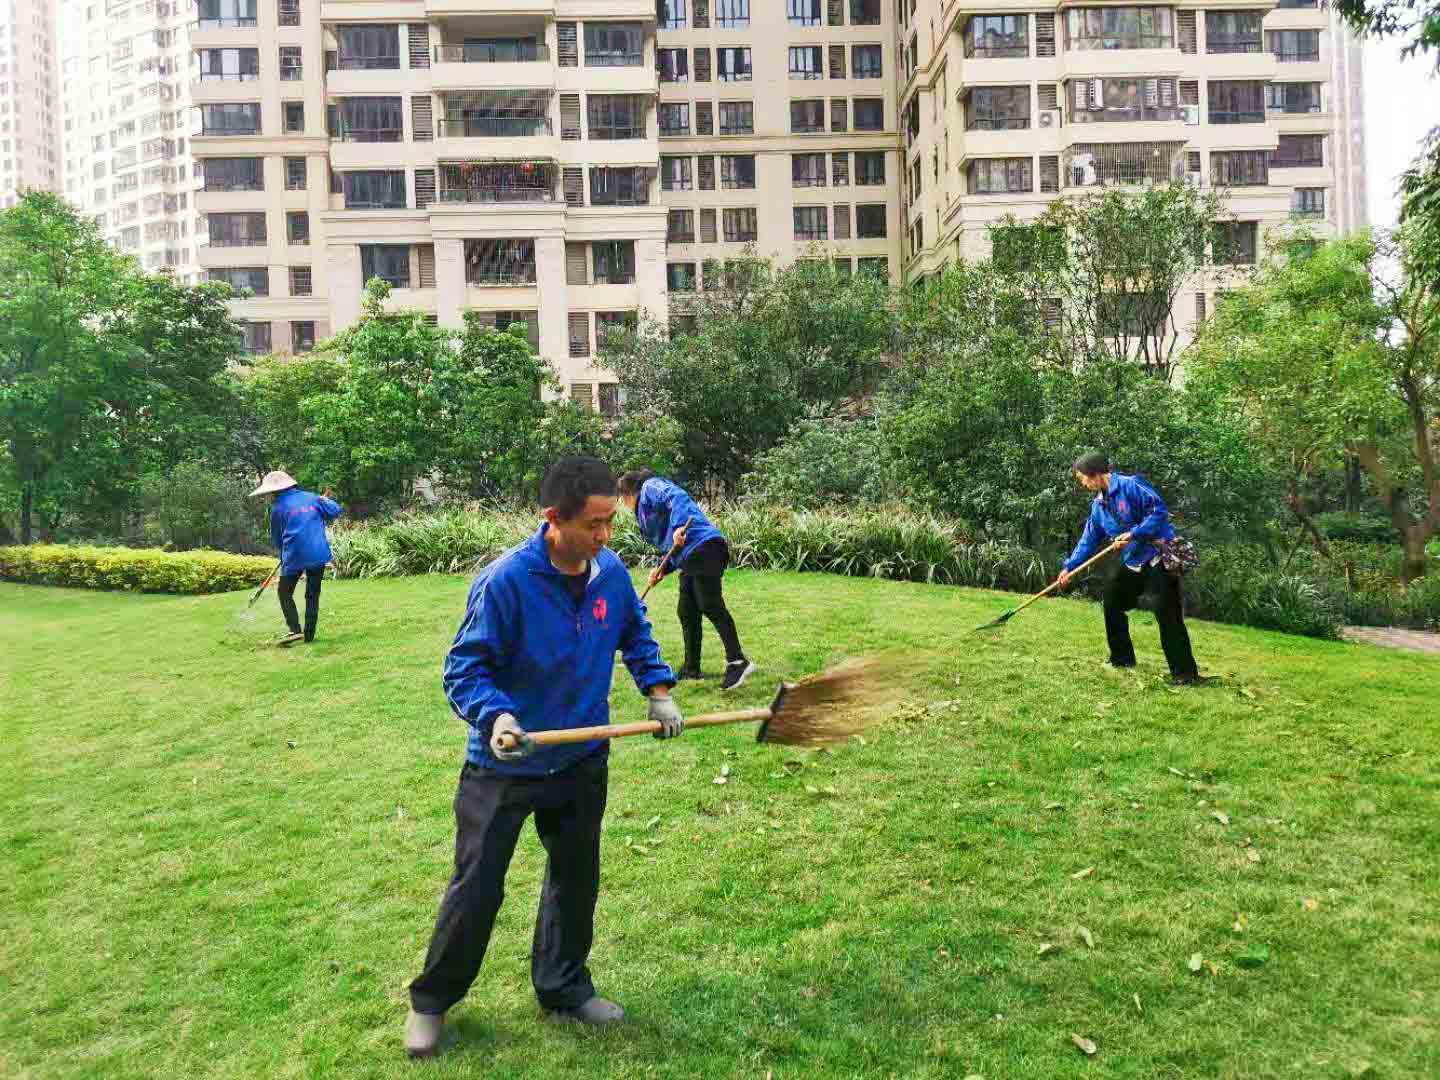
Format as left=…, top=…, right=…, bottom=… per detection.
left=0, top=545, right=275, bottom=595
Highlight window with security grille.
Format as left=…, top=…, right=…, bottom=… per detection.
left=697, top=102, right=715, bottom=134
left=1291, top=187, right=1325, bottom=216
left=658, top=48, right=689, bottom=82
left=200, top=103, right=260, bottom=135
left=207, top=212, right=267, bottom=246
left=832, top=153, right=850, bottom=185
left=791, top=99, right=825, bottom=133
left=207, top=266, right=268, bottom=295
left=788, top=0, right=821, bottom=25
left=965, top=14, right=1027, bottom=57
left=668, top=210, right=695, bottom=242
left=1267, top=28, right=1319, bottom=61
left=659, top=103, right=691, bottom=136
left=593, top=241, right=637, bottom=283
left=695, top=48, right=712, bottom=81
left=721, top=154, right=756, bottom=189
left=717, top=0, right=750, bottom=27
left=1205, top=10, right=1263, bottom=53
left=660, top=0, right=687, bottom=30
left=789, top=46, right=823, bottom=80
left=344, top=171, right=407, bottom=209
left=337, top=97, right=403, bottom=141
left=596, top=312, right=637, bottom=348
left=284, top=156, right=306, bottom=190
left=279, top=46, right=302, bottom=80
left=1064, top=8, right=1174, bottom=50
left=967, top=86, right=1030, bottom=130
left=198, top=48, right=260, bottom=80
left=465, top=239, right=537, bottom=285
left=440, top=91, right=552, bottom=137
left=1211, top=221, right=1258, bottom=265
left=661, top=156, right=693, bottom=191
left=337, top=25, right=400, bottom=70
left=278, top=0, right=299, bottom=26
left=292, top=321, right=316, bottom=352
left=590, top=167, right=650, bottom=205
left=1272, top=134, right=1323, bottom=168
left=854, top=98, right=883, bottom=130
left=792, top=153, right=827, bottom=187
left=1064, top=142, right=1185, bottom=186
left=240, top=322, right=272, bottom=355
left=569, top=313, right=591, bottom=357
left=723, top=207, right=757, bottom=242
left=289, top=266, right=313, bottom=296
left=667, top=262, right=697, bottom=291
left=589, top=95, right=646, bottom=139
left=1207, top=81, right=1265, bottom=124
left=287, top=212, right=309, bottom=245
left=855, top=151, right=885, bottom=185
left=855, top=204, right=886, bottom=238
left=1266, top=82, right=1321, bottom=113
left=1068, top=77, right=1180, bottom=123
left=852, top=44, right=882, bottom=78
left=585, top=23, right=644, bottom=66
left=361, top=244, right=411, bottom=288
left=719, top=102, right=753, bottom=134
left=793, top=205, right=827, bottom=240
left=1209, top=150, right=1268, bottom=186
left=717, top=47, right=752, bottom=80
left=598, top=383, right=624, bottom=419
left=203, top=157, right=263, bottom=191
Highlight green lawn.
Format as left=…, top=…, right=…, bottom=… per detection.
left=3, top=571, right=1437, bottom=1079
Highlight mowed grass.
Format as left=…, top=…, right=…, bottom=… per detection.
left=2, top=571, right=1437, bottom=1080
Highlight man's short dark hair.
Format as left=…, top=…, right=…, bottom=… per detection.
left=617, top=469, right=656, bottom=497
left=540, top=457, right=617, bottom=520
left=1073, top=452, right=1110, bottom=477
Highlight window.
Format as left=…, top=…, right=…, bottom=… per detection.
left=723, top=207, right=757, bottom=241
left=1208, top=81, right=1264, bottom=124
left=968, top=157, right=1032, bottom=194
left=1268, top=29, right=1319, bottom=61
left=197, top=0, right=257, bottom=30
left=290, top=266, right=313, bottom=295
left=719, top=101, right=753, bottom=134
left=590, top=167, right=649, bottom=205
left=854, top=99, right=883, bottom=131
left=659, top=0, right=687, bottom=30
left=1065, top=142, right=1183, bottom=185
left=336, top=97, right=402, bottom=141
left=850, top=0, right=881, bottom=25
left=793, top=205, right=827, bottom=240
left=207, top=266, right=268, bottom=295
left=287, top=210, right=309, bottom=244
left=855, top=205, right=886, bottom=239
left=344, top=170, right=407, bottom=209
left=787, top=0, right=821, bottom=26
left=1266, top=82, right=1321, bottom=113
left=717, top=47, right=753, bottom=81
left=792, top=152, right=827, bottom=186
left=593, top=240, right=637, bottom=283
left=279, top=0, right=300, bottom=26
left=361, top=244, right=411, bottom=287
left=852, top=44, right=882, bottom=78
left=465, top=238, right=536, bottom=284
left=789, top=46, right=823, bottom=79
left=791, top=99, right=825, bottom=133
left=240, top=321, right=272, bottom=355
left=285, top=156, right=306, bottom=190
left=668, top=210, right=695, bottom=242
left=279, top=46, right=302, bottom=81
left=438, top=91, right=551, bottom=137
left=598, top=382, right=624, bottom=419
left=717, top=0, right=750, bottom=28
left=658, top=48, right=689, bottom=82
left=1098, top=291, right=1167, bottom=336
left=661, top=155, right=693, bottom=190
left=659, top=102, right=690, bottom=136
left=200, top=103, right=260, bottom=135
left=1063, top=8, right=1174, bottom=51
left=589, top=96, right=645, bottom=139
left=198, top=48, right=259, bottom=80
left=1205, top=11, right=1263, bottom=53
left=586, top=23, right=644, bottom=66
left=720, top=154, right=756, bottom=189
left=1291, top=187, right=1325, bottom=216
left=292, top=321, right=316, bottom=353
left=1210, top=150, right=1268, bottom=186
left=1272, top=134, right=1323, bottom=167
left=1068, top=77, right=1179, bottom=122
left=283, top=101, right=304, bottom=133
left=667, top=261, right=697, bottom=291
left=202, top=157, right=263, bottom=191
left=1212, top=221, right=1257, bottom=265
left=207, top=211, right=267, bottom=246
left=855, top=151, right=885, bottom=185
left=337, top=25, right=400, bottom=70
left=967, top=86, right=1029, bottom=130
left=965, top=14, right=1028, bottom=57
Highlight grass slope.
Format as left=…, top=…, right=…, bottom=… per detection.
left=2, top=572, right=1437, bottom=1079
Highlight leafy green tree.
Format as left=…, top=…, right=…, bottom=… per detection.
left=233, top=352, right=346, bottom=486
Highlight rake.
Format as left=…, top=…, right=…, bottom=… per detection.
left=495, top=658, right=889, bottom=750
left=639, top=516, right=693, bottom=602
left=238, top=561, right=282, bottom=623
left=972, top=540, right=1125, bottom=632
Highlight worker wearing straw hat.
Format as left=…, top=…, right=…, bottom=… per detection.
left=249, top=470, right=343, bottom=647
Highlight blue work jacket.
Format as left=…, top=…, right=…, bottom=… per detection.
left=269, top=488, right=342, bottom=574
left=1063, top=473, right=1177, bottom=573
left=635, top=478, right=724, bottom=570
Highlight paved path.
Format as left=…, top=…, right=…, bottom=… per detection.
left=1342, top=626, right=1440, bottom=654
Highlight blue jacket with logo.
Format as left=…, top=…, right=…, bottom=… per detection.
left=635, top=477, right=725, bottom=571
left=269, top=488, right=342, bottom=574
left=1063, top=472, right=1177, bottom=573
left=443, top=524, right=676, bottom=777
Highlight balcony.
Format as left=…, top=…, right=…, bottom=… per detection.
left=436, top=43, right=549, bottom=62
left=439, top=116, right=551, bottom=138
left=1063, top=142, right=1187, bottom=188
left=431, top=41, right=554, bottom=92
left=437, top=161, right=558, bottom=203
left=434, top=115, right=558, bottom=164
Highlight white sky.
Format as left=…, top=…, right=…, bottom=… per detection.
left=1363, top=38, right=1440, bottom=228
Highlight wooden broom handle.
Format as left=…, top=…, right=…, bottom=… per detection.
left=495, top=707, right=771, bottom=749
left=639, top=516, right=694, bottom=601
left=1006, top=539, right=1126, bottom=619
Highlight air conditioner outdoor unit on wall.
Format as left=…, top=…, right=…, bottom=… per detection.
left=1181, top=105, right=1200, bottom=126
left=1038, top=110, right=1061, bottom=128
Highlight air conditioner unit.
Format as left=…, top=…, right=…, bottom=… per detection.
left=1038, top=109, right=1061, bottom=129
left=1181, top=105, right=1200, bottom=126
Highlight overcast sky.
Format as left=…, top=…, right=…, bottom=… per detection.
left=1364, top=38, right=1440, bottom=228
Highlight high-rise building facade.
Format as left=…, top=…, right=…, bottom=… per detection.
left=57, top=0, right=199, bottom=278
left=1, top=0, right=61, bottom=206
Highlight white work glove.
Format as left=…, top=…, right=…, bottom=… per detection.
left=490, top=713, right=534, bottom=761
left=648, top=694, right=684, bottom=740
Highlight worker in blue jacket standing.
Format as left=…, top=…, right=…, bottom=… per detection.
left=1058, top=453, right=1203, bottom=685
left=405, top=457, right=684, bottom=1059
left=618, top=469, right=755, bottom=692
left=250, top=470, right=342, bottom=647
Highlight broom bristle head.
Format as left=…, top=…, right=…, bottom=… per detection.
left=758, top=657, right=894, bottom=747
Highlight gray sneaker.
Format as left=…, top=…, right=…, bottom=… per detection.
left=545, top=996, right=625, bottom=1026
left=404, top=1009, right=445, bottom=1058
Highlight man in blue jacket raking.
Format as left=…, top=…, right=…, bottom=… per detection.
left=404, top=457, right=685, bottom=1058
left=1058, top=453, right=1203, bottom=685
left=250, top=470, right=342, bottom=647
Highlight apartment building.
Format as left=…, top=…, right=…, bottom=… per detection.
left=897, top=0, right=1367, bottom=323
left=56, top=0, right=198, bottom=277
left=1, top=0, right=61, bottom=207
left=189, top=0, right=668, bottom=410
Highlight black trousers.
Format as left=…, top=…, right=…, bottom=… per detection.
left=276, top=567, right=323, bottom=641
left=677, top=539, right=744, bottom=669
left=409, top=752, right=609, bottom=1016
left=1103, top=563, right=1198, bottom=678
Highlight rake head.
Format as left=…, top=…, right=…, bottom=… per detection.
left=755, top=658, right=893, bottom=747
left=972, top=608, right=1019, bottom=633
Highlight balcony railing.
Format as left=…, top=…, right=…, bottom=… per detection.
left=1209, top=109, right=1264, bottom=124
left=1273, top=47, right=1320, bottom=62
left=467, top=266, right=537, bottom=285
left=1207, top=37, right=1262, bottom=54
left=966, top=41, right=1028, bottom=59
left=334, top=126, right=404, bottom=142
left=201, top=124, right=260, bottom=136
left=195, top=16, right=257, bottom=29
left=439, top=117, right=552, bottom=137
left=439, top=162, right=558, bottom=202
left=337, top=53, right=402, bottom=70
left=1071, top=106, right=1182, bottom=124
left=436, top=43, right=549, bottom=62
left=206, top=235, right=267, bottom=247
left=1270, top=153, right=1323, bottom=168
left=198, top=71, right=261, bottom=81
left=202, top=179, right=263, bottom=192
left=967, top=117, right=1031, bottom=131
left=587, top=50, right=645, bottom=67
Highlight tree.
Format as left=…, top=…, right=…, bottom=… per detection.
left=234, top=351, right=346, bottom=485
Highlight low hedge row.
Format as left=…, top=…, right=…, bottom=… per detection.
left=0, top=545, right=275, bottom=595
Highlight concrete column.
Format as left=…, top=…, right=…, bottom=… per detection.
left=328, top=243, right=363, bottom=330
left=435, top=238, right=465, bottom=328
left=536, top=234, right=569, bottom=376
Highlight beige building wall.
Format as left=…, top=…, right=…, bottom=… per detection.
left=2, top=0, right=61, bottom=206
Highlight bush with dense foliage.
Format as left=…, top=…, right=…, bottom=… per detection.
left=740, top=414, right=898, bottom=509
left=0, top=544, right=274, bottom=594
left=139, top=461, right=264, bottom=553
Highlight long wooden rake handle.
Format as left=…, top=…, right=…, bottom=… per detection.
left=638, top=516, right=693, bottom=602
left=1007, top=539, right=1126, bottom=618
left=496, top=707, right=771, bottom=749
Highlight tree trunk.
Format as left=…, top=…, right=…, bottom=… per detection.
left=1400, top=527, right=1429, bottom=583
left=19, top=483, right=35, bottom=545
left=1345, top=455, right=1362, bottom=513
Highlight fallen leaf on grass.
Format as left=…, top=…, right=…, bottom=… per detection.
left=712, top=775, right=728, bottom=786
left=1168, top=767, right=1193, bottom=779
left=1246, top=848, right=1262, bottom=864
left=645, top=815, right=660, bottom=829
left=1235, top=945, right=1270, bottom=969
left=1037, top=942, right=1057, bottom=957
left=1232, top=914, right=1249, bottom=933
left=1212, top=810, right=1231, bottom=826
left=1189, top=952, right=1204, bottom=973
left=1071, top=1033, right=1098, bottom=1056
left=805, top=784, right=819, bottom=794
left=1071, top=866, right=1096, bottom=880
left=799, top=986, right=818, bottom=999
left=1302, top=897, right=1320, bottom=911
left=1133, top=993, right=1143, bottom=1015
left=1044, top=802, right=1065, bottom=811
left=1077, top=926, right=1094, bottom=949
left=1205, top=960, right=1219, bottom=976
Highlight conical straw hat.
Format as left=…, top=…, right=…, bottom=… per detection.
left=250, top=470, right=298, bottom=497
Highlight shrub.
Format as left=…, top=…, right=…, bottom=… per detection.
left=140, top=461, right=265, bottom=554
left=740, top=415, right=900, bottom=509
left=0, top=545, right=274, bottom=594
left=1314, top=512, right=1401, bottom=545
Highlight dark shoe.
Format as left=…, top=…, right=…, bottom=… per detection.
left=676, top=667, right=703, bottom=681
left=276, top=631, right=303, bottom=648
left=1169, top=673, right=1214, bottom=687
left=720, top=659, right=756, bottom=692
left=545, top=996, right=625, bottom=1026
left=404, top=1009, right=445, bottom=1058
left=1108, top=660, right=1136, bottom=670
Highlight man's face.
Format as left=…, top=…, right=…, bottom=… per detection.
left=547, top=495, right=618, bottom=562
left=1075, top=470, right=1107, bottom=493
